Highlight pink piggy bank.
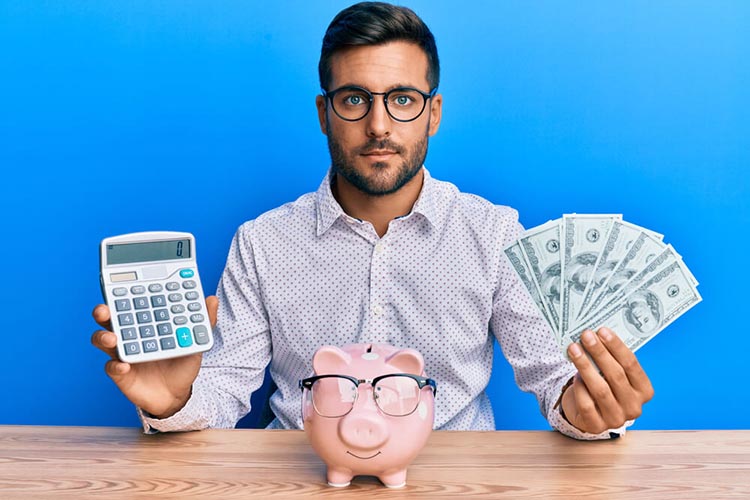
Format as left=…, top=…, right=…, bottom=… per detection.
left=300, top=343, right=437, bottom=488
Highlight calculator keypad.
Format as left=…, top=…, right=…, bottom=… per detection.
left=113, top=269, right=209, bottom=358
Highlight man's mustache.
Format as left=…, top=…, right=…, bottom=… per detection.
left=357, top=139, right=404, bottom=155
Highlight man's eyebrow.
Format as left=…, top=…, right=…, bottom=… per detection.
left=334, top=82, right=422, bottom=92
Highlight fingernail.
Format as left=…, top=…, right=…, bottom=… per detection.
left=598, top=328, right=612, bottom=341
left=582, top=330, right=596, bottom=346
left=569, top=343, right=583, bottom=358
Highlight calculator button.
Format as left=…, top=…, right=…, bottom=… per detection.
left=185, top=291, right=199, bottom=301
left=113, top=287, right=128, bottom=297
left=136, top=311, right=152, bottom=324
left=182, top=280, right=197, bottom=289
left=168, top=293, right=183, bottom=303
left=171, top=304, right=185, bottom=314
left=121, top=327, right=137, bottom=340
left=124, top=342, right=140, bottom=355
left=130, top=285, right=146, bottom=295
left=114, top=299, right=131, bottom=312
left=176, top=327, right=193, bottom=347
left=148, top=283, right=163, bottom=293
left=154, top=309, right=170, bottom=322
left=139, top=325, right=156, bottom=338
left=190, top=313, right=205, bottom=323
left=160, top=337, right=176, bottom=350
left=133, top=297, right=149, bottom=310
left=151, top=295, right=167, bottom=307
left=142, top=339, right=159, bottom=353
left=180, top=269, right=195, bottom=278
left=174, top=316, right=188, bottom=325
left=118, top=313, right=134, bottom=326
left=193, top=325, right=210, bottom=345
left=187, top=302, right=202, bottom=312
left=166, top=282, right=180, bottom=291
left=157, top=323, right=173, bottom=336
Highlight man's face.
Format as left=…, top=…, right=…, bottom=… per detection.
left=316, top=41, right=442, bottom=196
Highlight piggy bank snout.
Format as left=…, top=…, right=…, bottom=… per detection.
left=338, top=413, right=389, bottom=450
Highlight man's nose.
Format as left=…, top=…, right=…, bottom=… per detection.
left=365, top=97, right=391, bottom=138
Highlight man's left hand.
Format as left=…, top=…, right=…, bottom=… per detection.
left=561, top=327, right=654, bottom=435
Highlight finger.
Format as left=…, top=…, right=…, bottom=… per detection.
left=206, top=295, right=218, bottom=328
left=597, top=327, right=654, bottom=401
left=91, top=329, right=119, bottom=359
left=105, top=358, right=132, bottom=383
left=570, top=376, right=607, bottom=434
left=580, top=328, right=631, bottom=396
left=568, top=334, right=624, bottom=428
left=92, top=304, right=112, bottom=330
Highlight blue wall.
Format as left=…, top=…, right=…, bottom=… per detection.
left=1, top=1, right=748, bottom=430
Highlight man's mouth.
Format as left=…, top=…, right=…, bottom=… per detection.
left=346, top=450, right=382, bottom=460
left=361, top=150, right=397, bottom=161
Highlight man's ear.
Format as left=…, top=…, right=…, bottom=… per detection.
left=316, top=95, right=328, bottom=135
left=428, top=92, right=442, bottom=137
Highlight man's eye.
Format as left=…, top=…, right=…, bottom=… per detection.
left=343, top=94, right=366, bottom=106
left=390, top=94, right=416, bottom=107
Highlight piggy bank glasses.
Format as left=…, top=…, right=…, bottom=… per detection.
left=299, top=373, right=437, bottom=418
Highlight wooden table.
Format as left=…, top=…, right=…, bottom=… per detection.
left=1, top=426, right=748, bottom=499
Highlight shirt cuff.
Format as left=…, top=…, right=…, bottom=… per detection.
left=137, top=387, right=209, bottom=434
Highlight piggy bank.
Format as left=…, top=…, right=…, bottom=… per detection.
left=300, top=343, right=437, bottom=488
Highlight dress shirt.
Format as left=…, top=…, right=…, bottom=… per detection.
left=141, top=168, right=629, bottom=439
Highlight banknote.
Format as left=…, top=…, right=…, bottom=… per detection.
left=576, top=220, right=662, bottom=322
left=562, top=257, right=702, bottom=353
left=560, top=214, right=621, bottom=336
left=517, top=220, right=562, bottom=334
left=504, top=214, right=700, bottom=357
left=504, top=241, right=559, bottom=339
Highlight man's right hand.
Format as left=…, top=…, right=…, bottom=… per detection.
left=91, top=296, right=219, bottom=419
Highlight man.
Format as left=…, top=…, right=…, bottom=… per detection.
left=92, top=2, right=653, bottom=438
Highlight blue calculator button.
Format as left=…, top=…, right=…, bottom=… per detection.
left=180, top=269, right=194, bottom=279
left=176, top=327, right=193, bottom=347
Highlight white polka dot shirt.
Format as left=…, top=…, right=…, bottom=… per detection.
left=140, top=168, right=629, bottom=440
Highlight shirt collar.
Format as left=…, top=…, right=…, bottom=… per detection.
left=315, top=166, right=447, bottom=237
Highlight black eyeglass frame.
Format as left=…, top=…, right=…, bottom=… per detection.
left=321, top=85, right=438, bottom=123
left=299, top=373, right=437, bottom=418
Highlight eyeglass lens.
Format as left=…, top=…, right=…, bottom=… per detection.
left=309, top=375, right=422, bottom=417
left=331, top=88, right=427, bottom=121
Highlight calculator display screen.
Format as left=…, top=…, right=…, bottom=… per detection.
left=106, top=239, right=191, bottom=265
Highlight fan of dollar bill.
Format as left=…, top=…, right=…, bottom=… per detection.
left=504, top=214, right=701, bottom=355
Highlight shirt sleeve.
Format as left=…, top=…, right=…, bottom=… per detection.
left=139, top=221, right=272, bottom=433
left=489, top=208, right=632, bottom=440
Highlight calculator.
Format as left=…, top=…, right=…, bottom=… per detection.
left=99, top=231, right=214, bottom=363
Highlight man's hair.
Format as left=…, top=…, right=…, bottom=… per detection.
left=319, top=2, right=440, bottom=91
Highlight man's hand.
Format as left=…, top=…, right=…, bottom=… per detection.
left=91, top=296, right=219, bottom=419
left=561, top=327, right=654, bottom=435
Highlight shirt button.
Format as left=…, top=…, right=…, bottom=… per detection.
left=375, top=243, right=384, bottom=254
left=373, top=305, right=384, bottom=316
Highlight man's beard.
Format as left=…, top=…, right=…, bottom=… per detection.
left=326, top=122, right=429, bottom=197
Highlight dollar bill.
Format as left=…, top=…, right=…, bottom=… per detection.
left=577, top=231, right=667, bottom=325
left=505, top=214, right=700, bottom=358
left=562, top=257, right=702, bottom=353
left=560, top=214, right=621, bottom=337
left=518, top=220, right=562, bottom=332
left=504, top=241, right=559, bottom=340
left=576, top=220, right=663, bottom=322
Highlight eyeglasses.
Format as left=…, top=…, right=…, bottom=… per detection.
left=322, top=86, right=438, bottom=122
left=299, top=373, right=437, bottom=418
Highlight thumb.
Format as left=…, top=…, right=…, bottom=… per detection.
left=206, top=295, right=219, bottom=329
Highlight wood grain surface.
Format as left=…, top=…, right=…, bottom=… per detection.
left=1, top=426, right=748, bottom=499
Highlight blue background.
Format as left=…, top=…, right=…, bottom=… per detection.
left=1, top=1, right=748, bottom=430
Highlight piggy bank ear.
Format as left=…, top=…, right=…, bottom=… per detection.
left=312, top=345, right=352, bottom=375
left=385, top=348, right=425, bottom=375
